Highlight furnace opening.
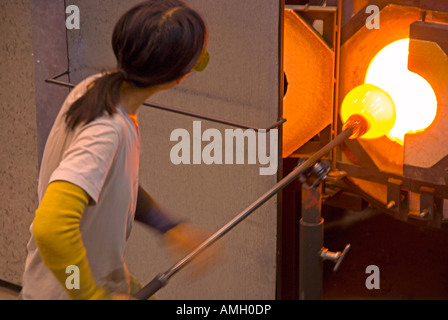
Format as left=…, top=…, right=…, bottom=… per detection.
left=364, top=39, right=438, bottom=145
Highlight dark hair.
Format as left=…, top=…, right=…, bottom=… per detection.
left=65, top=0, right=208, bottom=130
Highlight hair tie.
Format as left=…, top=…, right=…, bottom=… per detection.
left=118, top=68, right=128, bottom=80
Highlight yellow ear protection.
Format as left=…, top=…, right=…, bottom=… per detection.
left=193, top=49, right=209, bottom=72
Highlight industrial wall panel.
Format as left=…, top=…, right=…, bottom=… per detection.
left=0, top=0, right=39, bottom=285
left=0, top=0, right=69, bottom=286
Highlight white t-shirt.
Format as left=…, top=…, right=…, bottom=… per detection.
left=22, top=74, right=141, bottom=299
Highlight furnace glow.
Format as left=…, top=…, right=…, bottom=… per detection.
left=365, top=39, right=438, bottom=145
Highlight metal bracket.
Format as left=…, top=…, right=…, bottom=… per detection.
left=387, top=178, right=409, bottom=222
left=297, top=159, right=331, bottom=189
left=319, top=243, right=351, bottom=272
left=420, top=186, right=443, bottom=228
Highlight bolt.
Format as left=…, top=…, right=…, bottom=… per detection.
left=387, top=201, right=396, bottom=209
left=420, top=209, right=430, bottom=218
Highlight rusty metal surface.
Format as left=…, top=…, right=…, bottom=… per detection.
left=404, top=23, right=448, bottom=182
left=341, top=1, right=421, bottom=44
left=404, top=157, right=448, bottom=187
left=340, top=0, right=448, bottom=43
left=282, top=9, right=334, bottom=157
left=421, top=0, right=448, bottom=12
left=409, top=21, right=448, bottom=55
left=339, top=4, right=422, bottom=176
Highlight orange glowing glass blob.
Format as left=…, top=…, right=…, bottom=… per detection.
left=365, top=39, right=438, bottom=145
left=341, top=84, right=396, bottom=139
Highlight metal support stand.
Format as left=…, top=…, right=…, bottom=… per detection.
left=298, top=174, right=351, bottom=300
left=299, top=185, right=324, bottom=300
left=135, top=126, right=355, bottom=300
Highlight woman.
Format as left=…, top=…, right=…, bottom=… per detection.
left=22, top=0, right=210, bottom=300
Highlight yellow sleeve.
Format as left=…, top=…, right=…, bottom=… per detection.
left=33, top=180, right=111, bottom=300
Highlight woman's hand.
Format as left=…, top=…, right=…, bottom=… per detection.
left=163, top=223, right=224, bottom=280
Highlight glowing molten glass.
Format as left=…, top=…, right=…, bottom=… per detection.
left=341, top=84, right=396, bottom=139
left=365, top=39, right=438, bottom=145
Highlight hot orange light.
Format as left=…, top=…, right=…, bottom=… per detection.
left=341, top=84, right=396, bottom=139
left=365, top=39, right=438, bottom=145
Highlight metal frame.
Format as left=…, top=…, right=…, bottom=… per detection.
left=283, top=1, right=344, bottom=300
left=329, top=2, right=448, bottom=230
left=276, top=0, right=286, bottom=300
left=336, top=174, right=448, bottom=230
left=335, top=162, right=448, bottom=228
left=285, top=2, right=341, bottom=168
left=45, top=71, right=286, bottom=132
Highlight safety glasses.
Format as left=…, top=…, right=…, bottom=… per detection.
left=193, top=49, right=209, bottom=72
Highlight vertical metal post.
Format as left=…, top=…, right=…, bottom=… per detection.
left=299, top=184, right=324, bottom=300
left=331, top=0, right=343, bottom=170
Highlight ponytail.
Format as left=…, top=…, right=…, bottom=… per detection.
left=64, top=0, right=207, bottom=131
left=65, top=71, right=125, bottom=130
